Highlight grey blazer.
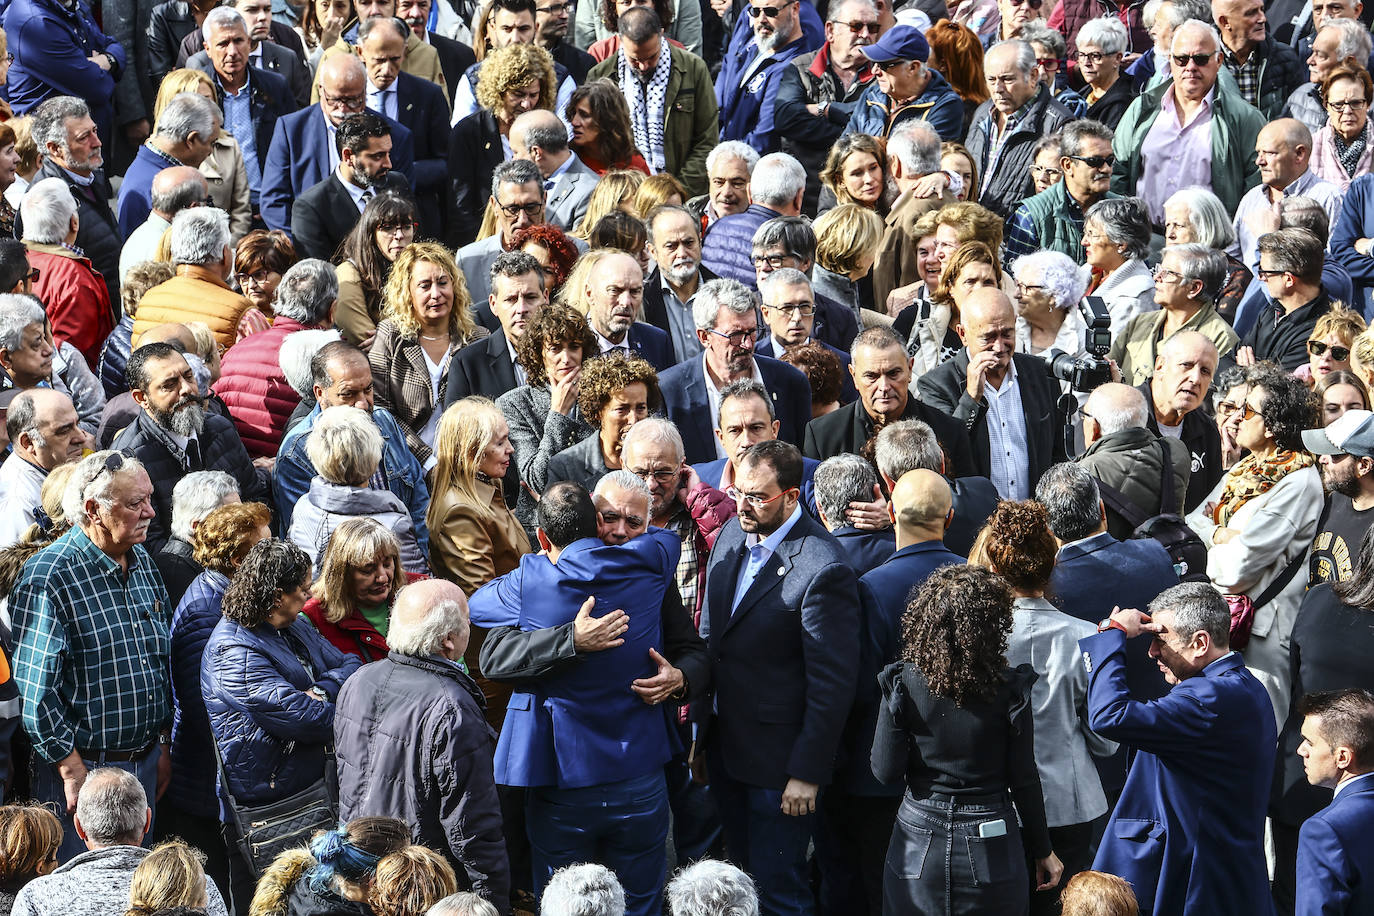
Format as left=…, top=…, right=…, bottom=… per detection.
left=546, top=154, right=599, bottom=232
left=545, top=429, right=611, bottom=494
left=496, top=384, right=594, bottom=528
left=1006, top=596, right=1117, bottom=828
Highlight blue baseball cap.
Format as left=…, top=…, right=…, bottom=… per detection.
left=859, top=24, right=930, bottom=64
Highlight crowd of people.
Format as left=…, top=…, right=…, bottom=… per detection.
left=0, top=0, right=1371, bottom=913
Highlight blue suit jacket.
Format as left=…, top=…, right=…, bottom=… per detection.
left=467, top=528, right=681, bottom=789
left=1296, top=777, right=1374, bottom=916
left=755, top=335, right=858, bottom=403
left=1081, top=632, right=1277, bottom=916
left=622, top=322, right=674, bottom=373
left=659, top=355, right=813, bottom=464
left=260, top=105, right=416, bottom=234
left=830, top=525, right=893, bottom=577
left=840, top=540, right=961, bottom=795
left=699, top=509, right=858, bottom=789
left=693, top=454, right=819, bottom=517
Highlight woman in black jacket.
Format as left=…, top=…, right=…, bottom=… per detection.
left=873, top=564, right=1063, bottom=915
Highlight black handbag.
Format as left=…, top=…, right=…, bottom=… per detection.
left=211, top=734, right=339, bottom=877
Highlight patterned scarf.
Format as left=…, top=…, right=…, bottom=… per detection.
left=620, top=41, right=671, bottom=173
left=1333, top=122, right=1369, bottom=179
left=1212, top=449, right=1315, bottom=527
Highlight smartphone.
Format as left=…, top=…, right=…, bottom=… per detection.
left=978, top=819, right=1007, bottom=839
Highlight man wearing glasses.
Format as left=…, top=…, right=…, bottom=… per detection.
left=658, top=278, right=813, bottom=463
left=754, top=267, right=855, bottom=392
left=1006, top=118, right=1120, bottom=264
left=1111, top=18, right=1264, bottom=224
left=843, top=24, right=963, bottom=141
left=1241, top=227, right=1334, bottom=371
left=716, top=0, right=815, bottom=153
left=774, top=0, right=880, bottom=212
left=261, top=53, right=415, bottom=234
left=1228, top=119, right=1340, bottom=273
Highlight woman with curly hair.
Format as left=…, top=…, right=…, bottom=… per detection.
left=874, top=563, right=1062, bottom=913
left=369, top=846, right=458, bottom=916
left=978, top=498, right=1115, bottom=907
left=369, top=241, right=488, bottom=465
left=233, top=230, right=299, bottom=336
left=573, top=169, right=645, bottom=239
left=566, top=80, right=649, bottom=176
left=497, top=303, right=599, bottom=529
left=202, top=538, right=362, bottom=910
left=451, top=42, right=558, bottom=245
left=545, top=351, right=661, bottom=492
left=513, top=223, right=579, bottom=295
left=251, top=817, right=410, bottom=916
left=1185, top=366, right=1323, bottom=727
left=819, top=134, right=890, bottom=215
left=335, top=192, right=418, bottom=350
left=125, top=839, right=212, bottom=916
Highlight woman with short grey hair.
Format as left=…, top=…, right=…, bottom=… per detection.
left=1163, top=186, right=1253, bottom=322
left=289, top=405, right=428, bottom=576
left=1012, top=251, right=1092, bottom=361
left=1083, top=197, right=1157, bottom=334
left=1077, top=16, right=1133, bottom=127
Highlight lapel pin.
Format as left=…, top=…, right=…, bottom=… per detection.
left=776, top=566, right=785, bottom=576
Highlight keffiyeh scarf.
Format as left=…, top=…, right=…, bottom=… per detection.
left=620, top=41, right=671, bottom=173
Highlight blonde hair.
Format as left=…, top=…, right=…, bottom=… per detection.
left=185, top=320, right=218, bottom=363
left=633, top=173, right=689, bottom=218
left=1353, top=326, right=1374, bottom=389
left=193, top=501, right=272, bottom=574
left=9, top=116, right=39, bottom=178
left=125, top=840, right=209, bottom=916
left=428, top=397, right=506, bottom=524
left=474, top=43, right=557, bottom=114
left=369, top=846, right=458, bottom=916
left=381, top=242, right=478, bottom=343
left=306, top=405, right=385, bottom=485
left=1311, top=304, right=1367, bottom=348
left=311, top=517, right=404, bottom=623
left=1059, top=871, right=1139, bottom=916
left=814, top=204, right=884, bottom=277
left=554, top=248, right=612, bottom=315
left=120, top=261, right=175, bottom=319
left=573, top=170, right=644, bottom=238
left=0, top=803, right=62, bottom=884
left=154, top=69, right=225, bottom=139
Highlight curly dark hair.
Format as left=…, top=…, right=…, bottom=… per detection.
left=1248, top=365, right=1319, bottom=453
left=576, top=351, right=662, bottom=427
left=781, top=341, right=844, bottom=407
left=221, top=538, right=312, bottom=628
left=982, top=500, right=1058, bottom=593
left=565, top=79, right=640, bottom=172
left=514, top=302, right=599, bottom=387
left=512, top=223, right=580, bottom=290
left=901, top=564, right=1014, bottom=705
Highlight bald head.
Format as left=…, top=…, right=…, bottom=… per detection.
left=1083, top=382, right=1149, bottom=443
left=1152, top=330, right=1218, bottom=420
left=134, top=322, right=197, bottom=352
left=150, top=166, right=209, bottom=219
left=892, top=469, right=951, bottom=543
left=962, top=288, right=1015, bottom=329
left=318, top=54, right=367, bottom=126
left=1256, top=118, right=1314, bottom=191
left=387, top=579, right=470, bottom=660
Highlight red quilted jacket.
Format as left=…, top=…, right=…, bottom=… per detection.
left=214, top=316, right=312, bottom=459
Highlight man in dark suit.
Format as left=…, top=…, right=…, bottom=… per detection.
left=752, top=216, right=860, bottom=352
left=699, top=440, right=859, bottom=916
left=582, top=250, right=674, bottom=372
left=1295, top=688, right=1374, bottom=916
left=190, top=7, right=298, bottom=219
left=917, top=288, right=1067, bottom=499
left=812, top=454, right=893, bottom=576
left=446, top=251, right=545, bottom=404
left=659, top=279, right=813, bottom=464
left=397, top=0, right=477, bottom=98
left=1082, top=583, right=1276, bottom=916
left=291, top=111, right=410, bottom=260
left=643, top=205, right=715, bottom=365
left=509, top=108, right=598, bottom=232
left=821, top=468, right=960, bottom=915
left=533, top=0, right=594, bottom=83
left=805, top=326, right=975, bottom=478
left=359, top=16, right=451, bottom=240
left=183, top=0, right=312, bottom=107
left=261, top=53, right=415, bottom=234
left=754, top=268, right=857, bottom=404
left=873, top=418, right=997, bottom=558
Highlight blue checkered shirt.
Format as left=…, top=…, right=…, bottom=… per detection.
left=220, top=73, right=262, bottom=196
left=11, top=526, right=172, bottom=762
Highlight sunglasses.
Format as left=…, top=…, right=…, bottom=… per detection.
left=1309, top=339, right=1352, bottom=362
left=1008, top=0, right=1043, bottom=7
left=1171, top=52, right=1216, bottom=67
left=1068, top=154, right=1116, bottom=169
left=748, top=0, right=794, bottom=17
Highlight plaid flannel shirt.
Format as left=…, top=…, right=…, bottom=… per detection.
left=11, top=526, right=172, bottom=762
left=1221, top=46, right=1261, bottom=109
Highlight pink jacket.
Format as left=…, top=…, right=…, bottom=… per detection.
left=1311, top=125, right=1374, bottom=193
left=214, top=316, right=312, bottom=459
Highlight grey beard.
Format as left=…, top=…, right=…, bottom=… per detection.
left=153, top=399, right=207, bottom=437
left=756, top=29, right=780, bottom=52
left=664, top=261, right=699, bottom=285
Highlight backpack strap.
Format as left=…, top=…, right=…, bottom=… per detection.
left=1096, top=477, right=1150, bottom=530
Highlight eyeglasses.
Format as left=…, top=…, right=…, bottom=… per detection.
left=1007, top=0, right=1043, bottom=7
left=1073, top=406, right=1097, bottom=424
left=631, top=467, right=680, bottom=484
left=762, top=303, right=816, bottom=316
left=1030, top=165, right=1062, bottom=180
left=26, top=266, right=39, bottom=283
left=1256, top=265, right=1291, bottom=279
left=1217, top=399, right=1246, bottom=416
left=706, top=326, right=762, bottom=347
left=242, top=268, right=277, bottom=283
left=1067, top=154, right=1116, bottom=169
left=321, top=91, right=366, bottom=109
left=1037, top=57, right=1062, bottom=71
left=536, top=1, right=571, bottom=11
left=726, top=486, right=796, bottom=509
left=1015, top=281, right=1046, bottom=293
left=1171, top=52, right=1216, bottom=67
left=832, top=19, right=880, bottom=33
left=1309, top=339, right=1352, bottom=361
left=497, top=201, right=543, bottom=218
left=1328, top=99, right=1369, bottom=112
left=378, top=220, right=419, bottom=235
left=1152, top=265, right=1186, bottom=283
left=1075, top=50, right=1108, bottom=63
left=1241, top=402, right=1261, bottom=421
left=747, top=0, right=795, bottom=17
left=751, top=253, right=792, bottom=268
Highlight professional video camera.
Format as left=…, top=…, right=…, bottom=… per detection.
left=1047, top=295, right=1113, bottom=393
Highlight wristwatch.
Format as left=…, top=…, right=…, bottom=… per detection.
left=1097, top=618, right=1128, bottom=634
left=818, top=100, right=831, bottom=120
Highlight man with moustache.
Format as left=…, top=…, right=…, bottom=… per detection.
left=113, top=342, right=269, bottom=552
left=688, top=142, right=759, bottom=230
left=642, top=205, right=717, bottom=365
left=717, top=0, right=814, bottom=153
left=1303, top=409, right=1374, bottom=584
left=1138, top=331, right=1222, bottom=512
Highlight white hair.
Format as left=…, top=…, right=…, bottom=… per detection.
left=1011, top=251, right=1091, bottom=311
left=0, top=294, right=47, bottom=351
left=154, top=92, right=220, bottom=144
left=63, top=450, right=148, bottom=524
left=20, top=177, right=77, bottom=245
left=621, top=417, right=685, bottom=466
left=1077, top=15, right=1129, bottom=55
left=307, top=405, right=384, bottom=485
left=170, top=470, right=239, bottom=542
left=666, top=860, right=759, bottom=916
left=706, top=141, right=760, bottom=177
left=426, top=892, right=500, bottom=916
left=170, top=207, right=231, bottom=266
left=886, top=119, right=942, bottom=174
left=387, top=595, right=468, bottom=657
left=1320, top=17, right=1374, bottom=67
left=203, top=5, right=248, bottom=40
left=273, top=259, right=339, bottom=325
left=540, top=864, right=625, bottom=916
left=280, top=329, right=343, bottom=397
left=693, top=278, right=758, bottom=331
left=594, top=469, right=652, bottom=504
left=1084, top=383, right=1150, bottom=435
left=757, top=266, right=812, bottom=304
left=748, top=153, right=806, bottom=208
left=1171, top=18, right=1222, bottom=54
left=75, top=768, right=148, bottom=846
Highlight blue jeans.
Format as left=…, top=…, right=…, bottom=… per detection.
left=709, top=748, right=817, bottom=916
left=883, top=792, right=1028, bottom=916
left=527, top=771, right=669, bottom=916
left=31, top=747, right=160, bottom=863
